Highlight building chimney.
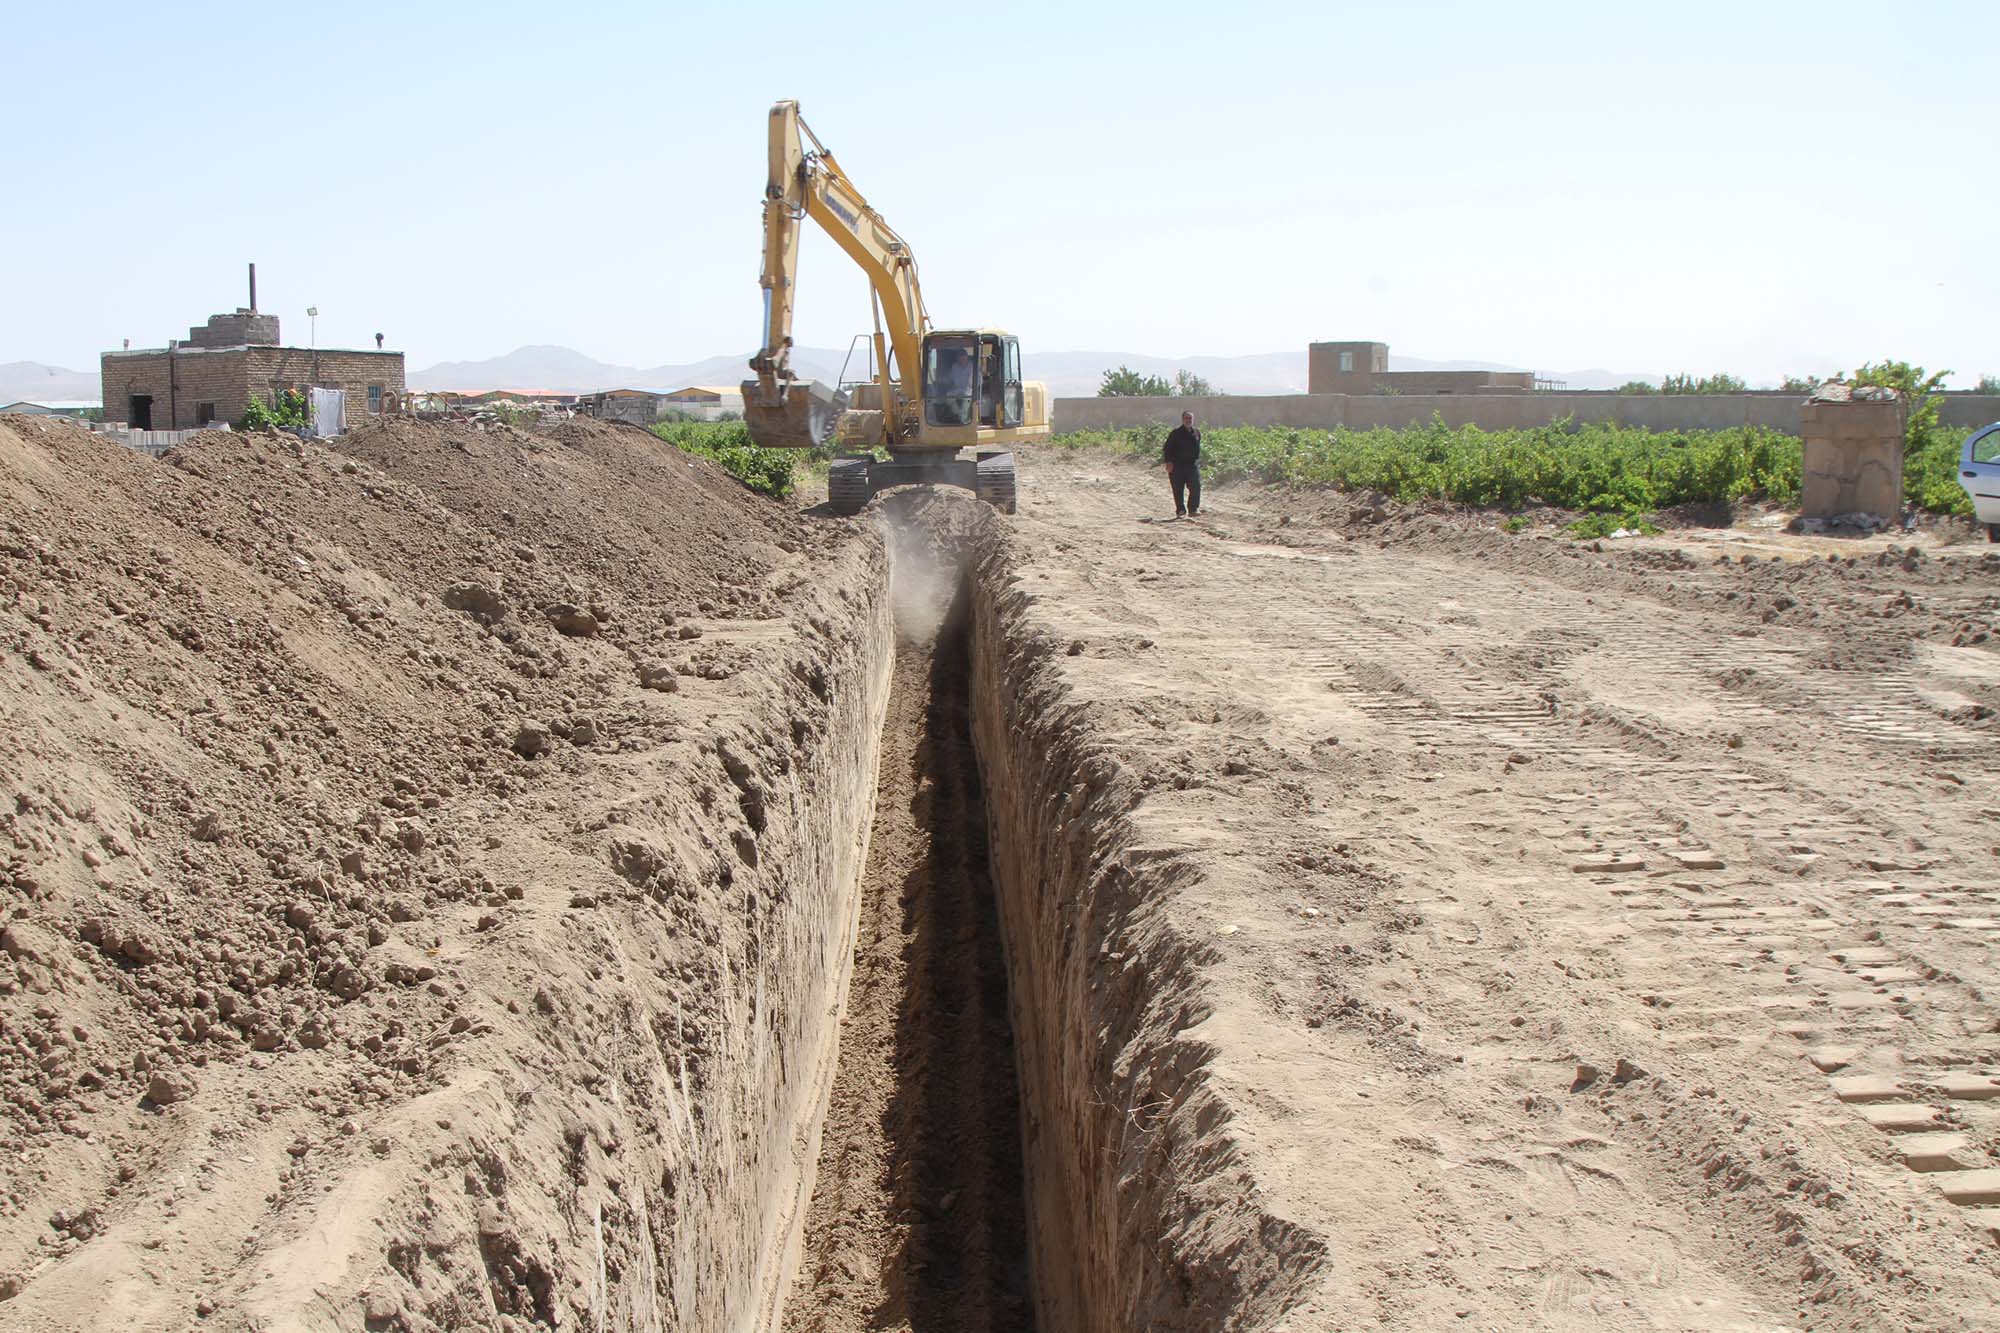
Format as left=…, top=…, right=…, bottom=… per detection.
left=248, top=262, right=257, bottom=313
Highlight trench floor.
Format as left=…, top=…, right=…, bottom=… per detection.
left=781, top=594, right=1034, bottom=1333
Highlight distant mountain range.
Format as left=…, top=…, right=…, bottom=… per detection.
left=0, top=361, right=102, bottom=405
left=0, top=348, right=1659, bottom=406
left=405, top=345, right=1655, bottom=397
left=406, top=345, right=847, bottom=396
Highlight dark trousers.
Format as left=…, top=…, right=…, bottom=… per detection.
left=1169, top=463, right=1201, bottom=515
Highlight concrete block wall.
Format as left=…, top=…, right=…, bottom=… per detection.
left=1053, top=393, right=2000, bottom=437
left=1941, top=397, right=2000, bottom=431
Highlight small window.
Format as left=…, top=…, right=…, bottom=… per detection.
left=367, top=384, right=384, bottom=414
left=1973, top=429, right=2000, bottom=465
left=1338, top=351, right=1355, bottom=372
left=195, top=402, right=216, bottom=425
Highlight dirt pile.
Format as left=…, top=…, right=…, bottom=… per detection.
left=0, top=415, right=886, bottom=1329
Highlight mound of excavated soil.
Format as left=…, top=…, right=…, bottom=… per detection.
left=0, top=415, right=879, bottom=1329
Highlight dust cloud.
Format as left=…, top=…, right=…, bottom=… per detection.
left=883, top=493, right=974, bottom=642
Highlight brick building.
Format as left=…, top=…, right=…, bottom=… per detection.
left=578, top=385, right=746, bottom=426
left=1308, top=341, right=1536, bottom=395
left=578, top=388, right=670, bottom=426
left=101, top=299, right=404, bottom=431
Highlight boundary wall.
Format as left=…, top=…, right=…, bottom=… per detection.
left=1053, top=393, right=2000, bottom=436
left=86, top=423, right=233, bottom=457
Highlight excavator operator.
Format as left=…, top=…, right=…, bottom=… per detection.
left=929, top=345, right=975, bottom=426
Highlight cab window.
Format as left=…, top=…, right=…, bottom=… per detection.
left=1002, top=337, right=1023, bottom=427
left=924, top=336, right=977, bottom=427
left=978, top=334, right=1002, bottom=426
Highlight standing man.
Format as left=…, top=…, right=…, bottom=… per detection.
left=1162, top=410, right=1202, bottom=518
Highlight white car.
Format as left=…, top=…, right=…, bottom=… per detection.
left=1963, top=422, right=2000, bottom=541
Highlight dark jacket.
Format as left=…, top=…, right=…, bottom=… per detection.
left=1163, top=424, right=1201, bottom=468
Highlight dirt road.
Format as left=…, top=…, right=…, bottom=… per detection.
left=983, top=447, right=2000, bottom=1330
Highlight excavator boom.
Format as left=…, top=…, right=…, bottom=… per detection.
left=743, top=101, right=927, bottom=450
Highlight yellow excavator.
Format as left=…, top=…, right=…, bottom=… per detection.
left=741, top=100, right=1047, bottom=514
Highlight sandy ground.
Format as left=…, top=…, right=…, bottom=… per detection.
left=7, top=410, right=2000, bottom=1331
left=984, top=446, right=2000, bottom=1330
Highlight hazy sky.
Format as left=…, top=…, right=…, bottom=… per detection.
left=6, top=1, right=1995, bottom=385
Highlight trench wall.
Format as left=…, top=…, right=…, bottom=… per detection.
left=1054, top=392, right=2000, bottom=435
left=160, top=535, right=902, bottom=1333
left=730, top=545, right=896, bottom=1329
left=967, top=524, right=1326, bottom=1330
left=435, top=538, right=895, bottom=1333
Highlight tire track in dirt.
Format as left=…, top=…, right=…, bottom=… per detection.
left=1292, top=535, right=2000, bottom=1250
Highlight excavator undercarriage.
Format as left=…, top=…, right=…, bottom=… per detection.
left=826, top=450, right=1018, bottom=516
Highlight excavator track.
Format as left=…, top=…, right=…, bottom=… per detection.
left=975, top=452, right=1018, bottom=515
left=828, top=457, right=873, bottom=516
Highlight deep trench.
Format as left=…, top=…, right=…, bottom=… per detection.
left=781, top=533, right=1036, bottom=1333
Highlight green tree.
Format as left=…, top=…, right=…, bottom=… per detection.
left=1779, top=374, right=1825, bottom=394
left=1660, top=372, right=1748, bottom=395
left=1099, top=365, right=1172, bottom=397
left=1616, top=380, right=1659, bottom=395
left=239, top=390, right=309, bottom=431
left=1099, top=365, right=1216, bottom=397
left=1976, top=373, right=2000, bottom=394
left=1851, top=359, right=1949, bottom=445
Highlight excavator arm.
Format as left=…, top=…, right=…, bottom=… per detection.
left=744, top=100, right=929, bottom=448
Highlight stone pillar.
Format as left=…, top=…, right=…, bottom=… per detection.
left=1798, top=387, right=1905, bottom=523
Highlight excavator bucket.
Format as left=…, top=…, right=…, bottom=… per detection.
left=740, top=378, right=847, bottom=450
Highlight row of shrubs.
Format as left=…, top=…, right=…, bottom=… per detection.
left=650, top=420, right=799, bottom=498
left=642, top=411, right=1978, bottom=521
left=1053, top=415, right=1976, bottom=518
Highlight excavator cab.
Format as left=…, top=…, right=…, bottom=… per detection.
left=922, top=332, right=1022, bottom=430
